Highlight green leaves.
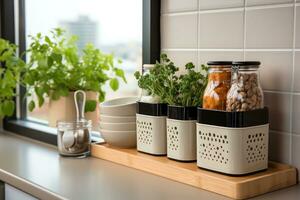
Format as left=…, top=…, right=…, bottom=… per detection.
left=1, top=100, right=15, bottom=116
left=35, top=87, right=45, bottom=107
left=24, top=28, right=127, bottom=113
left=175, top=62, right=208, bottom=106
left=135, top=54, right=179, bottom=105
left=0, top=38, right=25, bottom=118
left=135, top=54, right=208, bottom=107
left=109, top=78, right=119, bottom=91
left=134, top=71, right=141, bottom=80
left=45, top=36, right=52, bottom=45
left=51, top=87, right=69, bottom=101
left=98, top=90, right=106, bottom=103
left=85, top=100, right=97, bottom=112
left=114, top=68, right=127, bottom=83
left=51, top=53, right=62, bottom=63
left=28, top=100, right=35, bottom=112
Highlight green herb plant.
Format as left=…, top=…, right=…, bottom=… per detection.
left=135, top=54, right=208, bottom=107
left=134, top=54, right=179, bottom=104
left=0, top=39, right=25, bottom=118
left=24, top=28, right=126, bottom=112
left=175, top=63, right=208, bottom=106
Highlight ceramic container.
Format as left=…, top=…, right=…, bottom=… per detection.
left=100, top=97, right=138, bottom=116
left=166, top=105, right=197, bottom=161
left=99, top=114, right=136, bottom=123
left=136, top=102, right=168, bottom=155
left=100, top=129, right=136, bottom=148
left=196, top=107, right=269, bottom=175
left=99, top=122, right=136, bottom=131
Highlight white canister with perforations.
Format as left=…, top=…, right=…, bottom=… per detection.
left=167, top=105, right=197, bottom=161
left=196, top=107, right=269, bottom=175
left=136, top=102, right=168, bottom=155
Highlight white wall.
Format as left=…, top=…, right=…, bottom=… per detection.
left=161, top=0, right=300, bottom=180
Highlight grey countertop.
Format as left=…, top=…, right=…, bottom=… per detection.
left=0, top=131, right=299, bottom=200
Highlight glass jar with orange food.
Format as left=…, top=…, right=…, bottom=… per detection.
left=203, top=61, right=232, bottom=110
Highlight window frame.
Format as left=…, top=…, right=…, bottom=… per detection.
left=1, top=0, right=161, bottom=145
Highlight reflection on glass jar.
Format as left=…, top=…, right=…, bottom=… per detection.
left=226, top=61, right=264, bottom=112
left=57, top=120, right=92, bottom=157
left=203, top=61, right=232, bottom=110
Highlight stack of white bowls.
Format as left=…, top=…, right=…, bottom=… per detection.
left=99, top=97, right=138, bottom=148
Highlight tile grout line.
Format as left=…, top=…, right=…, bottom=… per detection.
left=199, top=7, right=244, bottom=14
left=289, top=0, right=297, bottom=165
left=245, top=49, right=294, bottom=52
left=197, top=0, right=200, bottom=69
left=245, top=3, right=293, bottom=10
left=243, top=0, right=247, bottom=61
left=161, top=11, right=198, bottom=17
left=270, top=130, right=293, bottom=137
left=161, top=48, right=296, bottom=52
left=264, top=90, right=300, bottom=95
left=161, top=3, right=294, bottom=16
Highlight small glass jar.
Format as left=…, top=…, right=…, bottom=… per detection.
left=57, top=120, right=92, bottom=157
left=203, top=61, right=232, bottom=110
left=226, top=61, right=264, bottom=112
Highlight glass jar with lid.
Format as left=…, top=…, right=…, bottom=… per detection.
left=57, top=120, right=92, bottom=157
left=226, top=61, right=263, bottom=112
left=203, top=61, right=232, bottom=110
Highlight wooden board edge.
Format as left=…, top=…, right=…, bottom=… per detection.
left=92, top=144, right=241, bottom=199
left=91, top=144, right=298, bottom=200
left=234, top=167, right=297, bottom=199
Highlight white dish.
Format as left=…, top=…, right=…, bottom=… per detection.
left=99, top=121, right=136, bottom=131
left=99, top=114, right=136, bottom=123
left=100, top=129, right=136, bottom=148
left=100, top=96, right=138, bottom=116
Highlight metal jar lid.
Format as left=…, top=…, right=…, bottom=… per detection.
left=232, top=61, right=261, bottom=68
left=207, top=61, right=232, bottom=67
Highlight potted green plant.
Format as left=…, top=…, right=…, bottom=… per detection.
left=134, top=54, right=178, bottom=155
left=23, top=28, right=126, bottom=128
left=134, top=54, right=208, bottom=159
left=165, top=62, right=208, bottom=161
left=0, top=38, right=25, bottom=121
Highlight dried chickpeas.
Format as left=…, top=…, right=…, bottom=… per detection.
left=226, top=73, right=263, bottom=112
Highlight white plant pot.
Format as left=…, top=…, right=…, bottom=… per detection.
left=196, top=107, right=269, bottom=175
left=136, top=114, right=167, bottom=155
left=167, top=118, right=196, bottom=161
left=136, top=102, right=168, bottom=155
left=48, top=91, right=99, bottom=130
left=197, top=123, right=269, bottom=175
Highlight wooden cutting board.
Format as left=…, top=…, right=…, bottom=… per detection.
left=91, top=144, right=297, bottom=199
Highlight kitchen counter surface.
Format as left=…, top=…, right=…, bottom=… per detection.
left=0, top=131, right=298, bottom=200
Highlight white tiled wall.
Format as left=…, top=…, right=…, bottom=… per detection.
left=161, top=0, right=300, bottom=179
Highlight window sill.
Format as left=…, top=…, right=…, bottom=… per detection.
left=4, top=120, right=57, bottom=145
left=3, top=119, right=103, bottom=145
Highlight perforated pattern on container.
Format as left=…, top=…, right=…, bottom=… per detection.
left=198, top=128, right=268, bottom=166
left=136, top=120, right=153, bottom=145
left=198, top=131, right=229, bottom=164
left=167, top=124, right=179, bottom=151
left=245, top=132, right=267, bottom=163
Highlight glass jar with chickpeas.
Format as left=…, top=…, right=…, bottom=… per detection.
left=226, top=61, right=264, bottom=112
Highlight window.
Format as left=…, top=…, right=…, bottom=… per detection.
left=2, top=0, right=160, bottom=145
left=25, top=0, right=142, bottom=123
